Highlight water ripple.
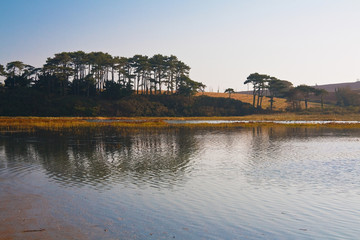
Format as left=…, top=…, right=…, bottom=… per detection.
left=2, top=128, right=360, bottom=239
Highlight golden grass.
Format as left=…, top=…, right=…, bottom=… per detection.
left=0, top=117, right=168, bottom=133
left=195, top=92, right=321, bottom=110
left=1, top=114, right=360, bottom=133
left=212, top=113, right=360, bottom=121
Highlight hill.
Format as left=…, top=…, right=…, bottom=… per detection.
left=196, top=92, right=320, bottom=110
left=240, top=81, right=360, bottom=94
left=312, top=81, right=360, bottom=92
left=0, top=90, right=255, bottom=117
left=236, top=81, right=360, bottom=107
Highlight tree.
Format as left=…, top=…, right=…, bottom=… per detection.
left=45, top=52, right=74, bottom=95
left=6, top=61, right=25, bottom=88
left=295, top=85, right=316, bottom=109
left=0, top=64, right=6, bottom=76
left=4, top=61, right=35, bottom=88
left=6, top=61, right=25, bottom=77
left=267, top=78, right=292, bottom=111
left=224, top=88, right=235, bottom=98
left=286, top=87, right=302, bottom=111
left=244, top=73, right=270, bottom=108
left=177, top=75, right=205, bottom=97
left=335, top=87, right=360, bottom=106
left=0, top=64, right=4, bottom=88
left=102, top=80, right=132, bottom=99
left=132, top=55, right=150, bottom=94
left=1, top=51, right=195, bottom=99
left=150, top=54, right=166, bottom=94
left=113, top=56, right=128, bottom=85
left=87, top=51, right=114, bottom=91
left=175, top=60, right=190, bottom=92
left=164, top=55, right=177, bottom=94
left=314, top=88, right=328, bottom=110
left=69, top=51, right=87, bottom=95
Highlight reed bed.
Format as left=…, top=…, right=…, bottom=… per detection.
left=162, top=113, right=360, bottom=121
left=0, top=117, right=169, bottom=133
left=169, top=122, right=360, bottom=129
left=1, top=114, right=360, bottom=133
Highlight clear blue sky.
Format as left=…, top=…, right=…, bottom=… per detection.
left=1, top=0, right=360, bottom=91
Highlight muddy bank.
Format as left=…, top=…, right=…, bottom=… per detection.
left=0, top=176, right=102, bottom=240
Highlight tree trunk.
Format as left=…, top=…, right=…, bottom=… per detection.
left=158, top=72, right=161, bottom=94
left=256, top=88, right=261, bottom=108
left=136, top=74, right=140, bottom=94
left=252, top=88, right=256, bottom=107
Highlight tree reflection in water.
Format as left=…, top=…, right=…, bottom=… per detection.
left=0, top=129, right=199, bottom=190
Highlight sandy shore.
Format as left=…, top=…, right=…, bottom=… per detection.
left=0, top=176, right=88, bottom=240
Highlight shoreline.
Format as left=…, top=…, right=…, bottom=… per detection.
left=0, top=176, right=95, bottom=240
left=1, top=114, right=360, bottom=131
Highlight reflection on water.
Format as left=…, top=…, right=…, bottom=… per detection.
left=0, top=130, right=198, bottom=190
left=165, top=119, right=360, bottom=124
left=1, top=127, right=360, bottom=239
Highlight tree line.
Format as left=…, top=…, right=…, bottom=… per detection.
left=243, top=73, right=329, bottom=111
left=0, top=51, right=205, bottom=98
left=0, top=51, right=257, bottom=117
left=4, top=52, right=358, bottom=116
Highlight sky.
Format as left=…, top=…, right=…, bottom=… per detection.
left=1, top=0, right=360, bottom=91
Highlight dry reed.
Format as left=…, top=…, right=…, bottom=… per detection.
left=1, top=115, right=360, bottom=133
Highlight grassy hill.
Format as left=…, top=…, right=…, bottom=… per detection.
left=196, top=92, right=321, bottom=110
left=312, top=81, right=360, bottom=92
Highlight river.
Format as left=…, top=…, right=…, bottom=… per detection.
left=1, top=127, right=360, bottom=239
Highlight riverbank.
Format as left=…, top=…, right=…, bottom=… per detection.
left=0, top=178, right=87, bottom=240
left=1, top=113, right=360, bottom=132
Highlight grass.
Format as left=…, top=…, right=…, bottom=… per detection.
left=0, top=117, right=167, bottom=133
left=1, top=113, right=360, bottom=133
left=195, top=92, right=321, bottom=110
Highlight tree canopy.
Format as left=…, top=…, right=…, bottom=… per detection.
left=224, top=88, right=235, bottom=98
left=243, top=73, right=332, bottom=111
left=0, top=51, right=204, bottom=98
left=244, top=73, right=271, bottom=108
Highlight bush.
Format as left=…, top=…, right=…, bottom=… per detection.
left=0, top=92, right=256, bottom=117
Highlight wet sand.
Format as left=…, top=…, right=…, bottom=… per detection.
left=0, top=177, right=88, bottom=240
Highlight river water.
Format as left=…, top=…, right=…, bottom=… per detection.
left=1, top=127, right=360, bottom=239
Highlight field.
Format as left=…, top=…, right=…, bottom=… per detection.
left=195, top=92, right=321, bottom=110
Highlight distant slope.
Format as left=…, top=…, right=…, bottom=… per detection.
left=313, top=81, right=360, bottom=92
left=239, top=81, right=360, bottom=94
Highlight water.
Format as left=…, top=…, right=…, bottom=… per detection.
left=1, top=127, right=360, bottom=239
left=165, top=120, right=360, bottom=124
left=87, top=119, right=360, bottom=124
